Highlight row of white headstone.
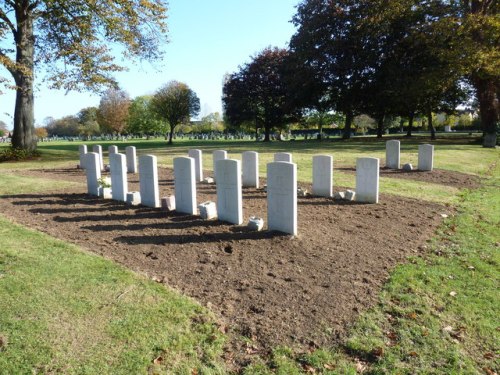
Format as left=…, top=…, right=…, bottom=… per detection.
left=79, top=144, right=138, bottom=174
left=386, top=140, right=434, bottom=171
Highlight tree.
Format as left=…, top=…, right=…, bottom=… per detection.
left=0, top=0, right=168, bottom=151
left=35, top=127, right=48, bottom=139
left=223, top=47, right=294, bottom=142
left=0, top=120, right=8, bottom=136
left=150, top=81, right=200, bottom=144
left=97, top=88, right=130, bottom=134
left=77, top=107, right=100, bottom=138
left=127, top=95, right=167, bottom=135
left=45, top=116, right=80, bottom=137
left=290, top=0, right=373, bottom=139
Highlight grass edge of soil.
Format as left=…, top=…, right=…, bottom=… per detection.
left=241, top=161, right=500, bottom=374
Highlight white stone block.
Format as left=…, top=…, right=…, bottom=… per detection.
left=212, top=150, right=227, bottom=181
left=125, top=146, right=137, bottom=173
left=356, top=157, right=380, bottom=203
left=79, top=145, right=87, bottom=169
left=161, top=195, right=176, bottom=211
left=242, top=151, right=259, bottom=188
left=188, top=149, right=203, bottom=182
left=215, top=159, right=243, bottom=225
left=267, top=162, right=297, bottom=235
left=203, top=177, right=214, bottom=184
left=312, top=155, right=333, bottom=197
left=84, top=152, right=101, bottom=196
left=126, top=191, right=141, bottom=206
left=403, top=163, right=413, bottom=171
left=139, top=155, right=160, bottom=208
left=92, top=145, right=104, bottom=171
left=198, top=201, right=217, bottom=220
left=108, top=145, right=118, bottom=155
left=274, top=152, right=292, bottom=163
left=174, top=157, right=197, bottom=215
left=334, top=191, right=346, bottom=200
left=248, top=216, right=264, bottom=231
left=345, top=190, right=356, bottom=201
left=386, top=140, right=400, bottom=169
left=418, top=144, right=434, bottom=171
left=99, top=187, right=112, bottom=199
left=110, top=153, right=128, bottom=202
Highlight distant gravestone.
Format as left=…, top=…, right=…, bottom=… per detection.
left=386, top=140, right=400, bottom=169
left=242, top=151, right=259, bottom=188
left=79, top=145, right=87, bottom=169
left=139, top=155, right=160, bottom=208
left=174, top=156, right=197, bottom=215
left=92, top=145, right=104, bottom=171
left=125, top=146, right=137, bottom=173
left=215, top=159, right=243, bottom=225
left=274, top=152, right=292, bottom=163
left=84, top=152, right=101, bottom=196
left=108, top=145, right=118, bottom=155
left=356, top=157, right=380, bottom=203
left=312, top=155, right=333, bottom=197
left=212, top=150, right=227, bottom=181
left=110, top=153, right=128, bottom=202
left=418, top=144, right=434, bottom=171
left=267, top=161, right=297, bottom=235
left=188, top=149, right=203, bottom=182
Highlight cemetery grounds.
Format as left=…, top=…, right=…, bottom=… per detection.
left=0, top=136, right=498, bottom=374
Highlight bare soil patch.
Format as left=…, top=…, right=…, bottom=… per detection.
left=0, top=167, right=458, bottom=367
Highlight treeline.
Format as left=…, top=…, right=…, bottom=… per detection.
left=223, top=0, right=498, bottom=146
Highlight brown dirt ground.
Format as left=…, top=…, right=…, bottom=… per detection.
left=0, top=166, right=476, bottom=367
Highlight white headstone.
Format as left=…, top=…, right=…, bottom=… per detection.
left=110, top=153, right=128, bottom=202
left=84, top=152, right=101, bottom=196
left=92, top=145, right=104, bottom=171
left=174, top=156, right=197, bottom=215
left=312, top=155, right=333, bottom=197
left=215, top=159, right=243, bottom=225
left=139, top=155, right=160, bottom=208
left=267, top=162, right=297, bottom=235
left=242, top=151, right=259, bottom=188
left=274, top=152, right=292, bottom=163
left=418, top=144, right=434, bottom=171
left=198, top=201, right=217, bottom=220
left=125, top=146, right=137, bottom=173
left=212, top=150, right=227, bottom=181
left=108, top=145, right=118, bottom=155
left=386, top=140, right=400, bottom=169
left=79, top=145, right=87, bottom=169
left=126, top=191, right=141, bottom=206
left=356, top=157, right=380, bottom=203
left=188, top=149, right=203, bottom=182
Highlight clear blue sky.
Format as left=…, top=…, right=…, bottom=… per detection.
left=0, top=0, right=299, bottom=129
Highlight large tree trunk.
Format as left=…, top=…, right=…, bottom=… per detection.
left=376, top=114, right=384, bottom=138
left=473, top=77, right=498, bottom=148
left=12, top=6, right=36, bottom=151
left=427, top=109, right=436, bottom=140
left=168, top=125, right=174, bottom=144
left=342, top=111, right=353, bottom=139
left=263, top=121, right=271, bottom=142
left=406, top=112, right=415, bottom=137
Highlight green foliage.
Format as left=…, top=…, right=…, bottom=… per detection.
left=0, top=146, right=41, bottom=162
left=97, top=88, right=131, bottom=134
left=127, top=95, right=168, bottom=135
left=150, top=81, right=200, bottom=144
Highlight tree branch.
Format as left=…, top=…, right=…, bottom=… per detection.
left=0, top=49, right=16, bottom=76
left=0, top=8, right=16, bottom=36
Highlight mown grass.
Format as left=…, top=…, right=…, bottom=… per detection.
left=0, top=216, right=226, bottom=374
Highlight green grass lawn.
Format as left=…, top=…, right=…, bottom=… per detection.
left=0, top=137, right=498, bottom=374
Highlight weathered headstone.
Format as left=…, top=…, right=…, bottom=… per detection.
left=174, top=156, right=197, bottom=215
left=215, top=159, right=243, bottom=225
left=242, top=151, right=259, bottom=188
left=386, top=140, right=400, bottom=169
left=79, top=145, right=87, bottom=169
left=84, top=152, right=101, bottom=196
left=125, top=146, right=137, bottom=173
left=92, top=145, right=104, bottom=171
left=188, top=149, right=203, bottom=182
left=274, top=152, right=292, bottom=163
left=110, top=153, right=128, bottom=202
left=139, top=155, right=160, bottom=208
left=418, top=144, right=434, bottom=171
left=267, top=162, right=297, bottom=235
left=212, top=150, right=227, bottom=181
left=108, top=145, right=118, bottom=155
left=312, top=155, right=333, bottom=197
left=356, top=157, right=380, bottom=203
